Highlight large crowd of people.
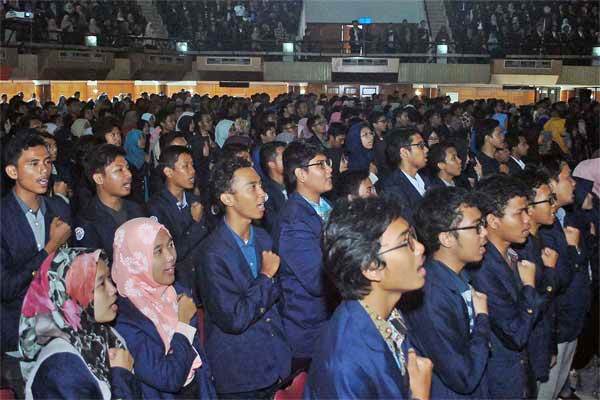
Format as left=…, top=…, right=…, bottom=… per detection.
left=0, top=88, right=598, bottom=399
left=447, top=0, right=600, bottom=56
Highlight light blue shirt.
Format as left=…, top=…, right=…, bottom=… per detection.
left=303, top=196, right=332, bottom=222
left=402, top=171, right=427, bottom=196
left=224, top=221, right=258, bottom=278
left=13, top=191, right=46, bottom=251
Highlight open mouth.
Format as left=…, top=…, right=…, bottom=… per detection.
left=164, top=265, right=175, bottom=276
left=37, top=178, right=49, bottom=187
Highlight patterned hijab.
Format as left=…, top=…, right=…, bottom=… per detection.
left=18, top=248, right=123, bottom=385
left=111, top=218, right=201, bottom=383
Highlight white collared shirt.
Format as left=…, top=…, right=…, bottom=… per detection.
left=402, top=171, right=426, bottom=196
left=511, top=156, right=526, bottom=170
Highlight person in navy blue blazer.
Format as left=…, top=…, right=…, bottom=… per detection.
left=196, top=156, right=291, bottom=398
left=505, top=133, right=529, bottom=176
left=148, top=146, right=210, bottom=292
left=305, top=197, right=432, bottom=400
left=258, top=141, right=288, bottom=234
left=334, top=169, right=377, bottom=201
left=474, top=119, right=503, bottom=177
left=273, top=142, right=334, bottom=365
left=537, top=158, right=591, bottom=400
left=74, top=144, right=145, bottom=261
left=404, top=187, right=491, bottom=399
left=112, top=218, right=216, bottom=400
left=380, top=128, right=429, bottom=223
left=424, top=142, right=471, bottom=190
left=512, top=167, right=560, bottom=387
left=1, top=132, right=72, bottom=396
left=471, top=174, right=548, bottom=399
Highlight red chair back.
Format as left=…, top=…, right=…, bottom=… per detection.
left=274, top=372, right=308, bottom=400
left=0, top=388, right=15, bottom=400
left=196, top=307, right=206, bottom=346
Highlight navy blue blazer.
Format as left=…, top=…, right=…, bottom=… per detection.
left=380, top=168, right=426, bottom=223
left=114, top=284, right=217, bottom=399
left=304, top=300, right=410, bottom=399
left=148, top=188, right=210, bottom=289
left=262, top=177, right=287, bottom=235
left=476, top=152, right=500, bottom=177
left=31, top=352, right=141, bottom=399
left=0, top=193, right=71, bottom=352
left=513, top=235, right=558, bottom=382
left=196, top=223, right=292, bottom=394
left=404, top=259, right=490, bottom=399
left=74, top=196, right=146, bottom=261
left=506, top=157, right=525, bottom=176
left=538, top=219, right=591, bottom=343
left=273, top=192, right=330, bottom=358
left=470, top=242, right=546, bottom=399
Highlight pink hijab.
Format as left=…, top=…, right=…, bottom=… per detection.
left=112, top=218, right=201, bottom=383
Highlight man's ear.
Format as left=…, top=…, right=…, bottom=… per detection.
left=486, top=213, right=500, bottom=231
left=92, top=172, right=104, bottom=186
left=362, top=261, right=384, bottom=283
left=294, top=167, right=307, bottom=184
left=438, top=231, right=455, bottom=248
left=4, top=165, right=17, bottom=180
left=163, top=166, right=174, bottom=179
left=220, top=192, right=234, bottom=208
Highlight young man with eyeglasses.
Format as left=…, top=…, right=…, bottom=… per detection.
left=306, top=197, right=432, bottom=399
left=537, top=157, right=591, bottom=400
left=381, top=128, right=429, bottom=223
left=273, top=142, right=334, bottom=370
left=404, top=187, right=491, bottom=399
left=471, top=174, right=547, bottom=399
left=147, top=146, right=210, bottom=294
left=511, top=167, right=560, bottom=394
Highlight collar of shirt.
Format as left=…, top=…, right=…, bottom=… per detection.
left=441, top=177, right=455, bottom=187
left=224, top=219, right=255, bottom=247
left=402, top=170, right=426, bottom=196
left=13, top=190, right=46, bottom=216
left=556, top=207, right=566, bottom=227
left=302, top=195, right=332, bottom=221
left=176, top=192, right=188, bottom=211
left=511, top=156, right=526, bottom=169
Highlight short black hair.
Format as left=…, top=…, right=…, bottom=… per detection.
left=323, top=197, right=405, bottom=300
left=283, top=141, right=324, bottom=193
left=335, top=170, right=370, bottom=199
left=209, top=156, right=252, bottom=214
left=84, top=143, right=126, bottom=184
left=328, top=122, right=347, bottom=138
left=385, top=128, right=418, bottom=167
left=476, top=173, right=529, bottom=217
left=220, top=143, right=250, bottom=162
left=474, top=119, right=500, bottom=150
left=427, top=142, right=456, bottom=174
left=505, top=132, right=523, bottom=151
left=415, top=187, right=479, bottom=253
left=3, top=131, right=47, bottom=167
left=93, top=117, right=120, bottom=141
left=159, top=131, right=188, bottom=151
left=369, top=111, right=386, bottom=126
left=158, top=145, right=192, bottom=178
left=514, top=166, right=551, bottom=198
left=538, top=155, right=569, bottom=181
left=259, top=141, right=286, bottom=175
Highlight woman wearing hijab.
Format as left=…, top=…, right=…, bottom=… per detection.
left=124, top=129, right=150, bottom=204
left=18, top=248, right=140, bottom=399
left=345, top=123, right=376, bottom=173
left=214, top=119, right=235, bottom=148
left=112, top=218, right=216, bottom=399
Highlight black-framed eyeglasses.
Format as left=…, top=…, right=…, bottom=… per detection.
left=442, top=220, right=486, bottom=235
left=529, top=193, right=557, bottom=207
left=404, top=141, right=428, bottom=150
left=378, top=227, right=417, bottom=256
left=302, top=158, right=333, bottom=169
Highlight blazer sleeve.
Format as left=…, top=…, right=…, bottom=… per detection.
left=0, top=240, right=48, bottom=302
left=73, top=218, right=103, bottom=249
left=473, top=272, right=543, bottom=350
left=278, top=218, right=324, bottom=297
left=125, top=329, right=197, bottom=393
left=309, top=360, right=382, bottom=399
left=197, top=251, right=282, bottom=334
left=538, top=228, right=576, bottom=293
left=31, top=353, right=104, bottom=399
left=409, top=299, right=491, bottom=394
